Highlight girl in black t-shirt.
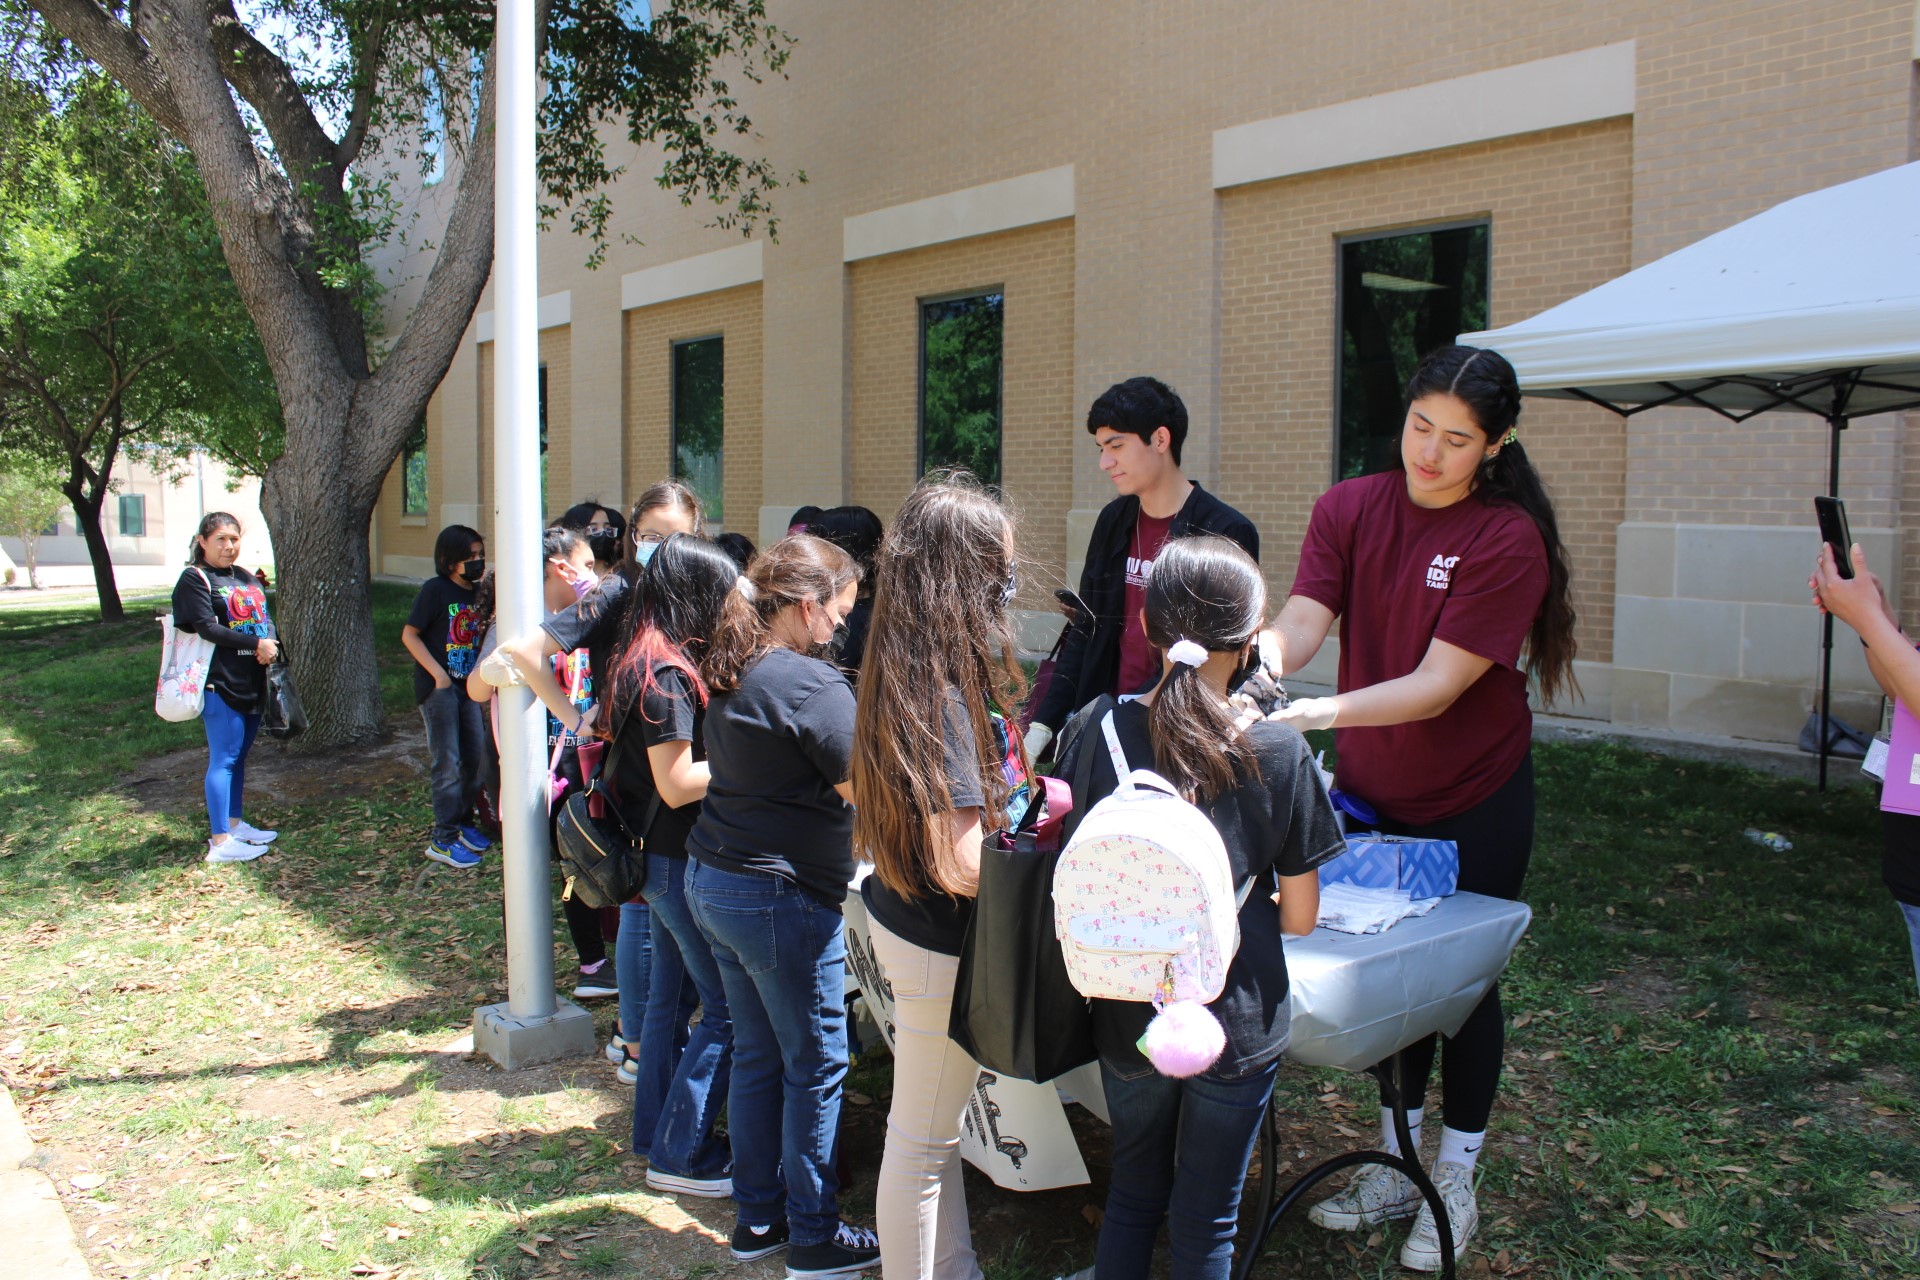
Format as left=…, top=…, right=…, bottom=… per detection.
left=172, top=512, right=281, bottom=864
left=848, top=473, right=1029, bottom=1280
left=683, top=535, right=881, bottom=1275
left=1053, top=535, right=1339, bottom=1280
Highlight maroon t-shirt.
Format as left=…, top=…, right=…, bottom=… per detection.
left=1115, top=510, right=1176, bottom=697
left=1290, top=470, right=1548, bottom=825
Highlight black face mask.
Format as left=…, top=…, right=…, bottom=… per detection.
left=811, top=621, right=850, bottom=663
left=460, top=557, right=486, bottom=581
left=586, top=529, right=623, bottom=565
left=1226, top=642, right=1260, bottom=695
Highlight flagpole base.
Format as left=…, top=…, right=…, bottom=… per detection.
left=473, top=999, right=597, bottom=1071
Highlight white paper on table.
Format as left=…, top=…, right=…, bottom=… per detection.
left=843, top=887, right=1091, bottom=1190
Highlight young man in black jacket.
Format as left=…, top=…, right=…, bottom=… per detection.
left=1025, top=376, right=1260, bottom=759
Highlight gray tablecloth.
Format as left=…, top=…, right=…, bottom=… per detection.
left=1283, top=892, right=1533, bottom=1071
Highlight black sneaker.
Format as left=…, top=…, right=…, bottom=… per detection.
left=730, top=1218, right=789, bottom=1261
left=785, top=1221, right=880, bottom=1278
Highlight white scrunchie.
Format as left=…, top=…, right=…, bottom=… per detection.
left=737, top=577, right=757, bottom=602
left=1166, top=639, right=1210, bottom=668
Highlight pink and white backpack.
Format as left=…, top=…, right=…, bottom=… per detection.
left=1053, top=711, right=1253, bottom=1078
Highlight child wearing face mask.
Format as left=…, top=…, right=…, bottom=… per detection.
left=403, top=524, right=494, bottom=869
left=470, top=526, right=615, bottom=992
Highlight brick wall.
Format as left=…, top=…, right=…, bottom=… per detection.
left=847, top=220, right=1076, bottom=606
left=1218, top=118, right=1634, bottom=662
left=372, top=391, right=438, bottom=565
left=476, top=326, right=572, bottom=531
left=622, top=284, right=764, bottom=533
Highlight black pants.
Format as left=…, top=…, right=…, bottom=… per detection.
left=1373, top=752, right=1534, bottom=1135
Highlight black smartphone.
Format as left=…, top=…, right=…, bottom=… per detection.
left=1053, top=587, right=1092, bottom=627
left=1814, top=496, right=1854, bottom=580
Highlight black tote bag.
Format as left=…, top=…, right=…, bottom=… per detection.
left=947, top=708, right=1104, bottom=1083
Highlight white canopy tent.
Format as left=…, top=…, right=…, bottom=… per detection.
left=1461, top=160, right=1920, bottom=787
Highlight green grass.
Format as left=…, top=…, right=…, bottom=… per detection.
left=0, top=589, right=1916, bottom=1279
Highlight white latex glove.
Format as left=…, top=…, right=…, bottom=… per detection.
left=1267, top=696, right=1338, bottom=732
left=475, top=647, right=524, bottom=688
left=1023, top=721, right=1055, bottom=763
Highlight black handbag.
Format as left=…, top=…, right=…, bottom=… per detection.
left=260, top=659, right=307, bottom=741
left=554, top=729, right=660, bottom=909
left=947, top=702, right=1103, bottom=1083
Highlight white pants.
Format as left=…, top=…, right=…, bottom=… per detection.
left=869, top=918, right=984, bottom=1280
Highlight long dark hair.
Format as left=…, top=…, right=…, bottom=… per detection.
left=853, top=472, right=1026, bottom=901
left=186, top=512, right=241, bottom=565
left=811, top=506, right=884, bottom=596
left=1403, top=344, right=1579, bottom=707
left=1141, top=536, right=1265, bottom=804
left=702, top=534, right=859, bottom=693
left=608, top=532, right=740, bottom=720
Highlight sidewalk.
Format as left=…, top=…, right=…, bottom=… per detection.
left=0, top=563, right=182, bottom=610
left=0, top=1084, right=93, bottom=1280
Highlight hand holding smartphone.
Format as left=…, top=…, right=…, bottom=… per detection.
left=1814, top=496, right=1855, bottom=580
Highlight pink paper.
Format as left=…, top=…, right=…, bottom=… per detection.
left=1880, top=699, right=1920, bottom=816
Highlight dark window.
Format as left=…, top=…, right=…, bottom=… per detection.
left=1337, top=223, right=1490, bottom=480
left=919, top=291, right=1003, bottom=485
left=402, top=419, right=429, bottom=516
left=538, top=363, right=550, bottom=512
left=118, top=494, right=146, bottom=538
left=672, top=336, right=725, bottom=524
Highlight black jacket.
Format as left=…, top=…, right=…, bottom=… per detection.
left=1032, top=483, right=1259, bottom=733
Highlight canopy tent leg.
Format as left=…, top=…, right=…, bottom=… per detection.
left=1817, top=412, right=1845, bottom=792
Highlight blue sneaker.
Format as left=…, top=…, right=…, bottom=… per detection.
left=425, top=842, right=482, bottom=869
left=458, top=825, right=493, bottom=852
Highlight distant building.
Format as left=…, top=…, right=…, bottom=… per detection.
left=368, top=2, right=1920, bottom=745
left=0, top=451, right=272, bottom=572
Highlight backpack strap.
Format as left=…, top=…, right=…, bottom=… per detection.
left=1103, top=708, right=1258, bottom=911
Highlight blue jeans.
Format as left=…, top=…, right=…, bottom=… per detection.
left=635, top=855, right=722, bottom=1175
left=615, top=898, right=651, bottom=1043
left=202, top=693, right=261, bottom=837
left=418, top=686, right=488, bottom=845
left=1095, top=1056, right=1280, bottom=1280
left=687, top=860, right=849, bottom=1246
left=1902, top=901, right=1920, bottom=999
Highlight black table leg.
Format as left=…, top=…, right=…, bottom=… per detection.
left=1232, top=1049, right=1456, bottom=1280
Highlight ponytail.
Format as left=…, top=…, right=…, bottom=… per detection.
left=701, top=534, right=860, bottom=693
left=1405, top=344, right=1579, bottom=707
left=1140, top=536, right=1266, bottom=805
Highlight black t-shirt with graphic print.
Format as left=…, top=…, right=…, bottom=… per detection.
left=1053, top=698, right=1346, bottom=1081
left=173, top=564, right=274, bottom=714
left=406, top=575, right=480, bottom=705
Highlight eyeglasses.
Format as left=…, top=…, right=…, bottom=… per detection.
left=634, top=531, right=667, bottom=545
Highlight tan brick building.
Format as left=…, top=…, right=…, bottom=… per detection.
left=372, top=0, right=1920, bottom=745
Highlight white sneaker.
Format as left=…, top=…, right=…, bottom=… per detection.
left=604, top=1034, right=629, bottom=1065
left=1306, top=1161, right=1421, bottom=1230
left=205, top=837, right=266, bottom=864
left=228, top=820, right=278, bottom=844
left=1399, top=1161, right=1480, bottom=1272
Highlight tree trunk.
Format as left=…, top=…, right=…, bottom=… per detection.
left=64, top=482, right=124, bottom=621
left=259, top=421, right=387, bottom=751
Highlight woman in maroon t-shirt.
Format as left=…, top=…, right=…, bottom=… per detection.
left=1264, top=344, right=1579, bottom=1273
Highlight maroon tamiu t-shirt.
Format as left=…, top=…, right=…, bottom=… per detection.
left=1115, top=510, right=1176, bottom=697
left=1290, top=470, right=1548, bottom=825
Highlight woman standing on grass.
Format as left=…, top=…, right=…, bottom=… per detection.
left=849, top=473, right=1027, bottom=1280
left=173, top=512, right=280, bottom=864
left=684, top=534, right=881, bottom=1279
left=1265, top=344, right=1577, bottom=1271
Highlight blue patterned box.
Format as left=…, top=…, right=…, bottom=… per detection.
left=1318, top=833, right=1459, bottom=899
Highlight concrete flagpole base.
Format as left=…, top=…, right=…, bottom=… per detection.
left=473, top=999, right=598, bottom=1071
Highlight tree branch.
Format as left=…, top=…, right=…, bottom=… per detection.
left=205, top=0, right=341, bottom=183
left=333, top=12, right=388, bottom=172
left=26, top=0, right=186, bottom=137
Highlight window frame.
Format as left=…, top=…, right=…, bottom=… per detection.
left=915, top=286, right=1007, bottom=483
left=401, top=418, right=430, bottom=517
left=669, top=332, right=726, bottom=525
left=1332, top=218, right=1492, bottom=484
left=117, top=493, right=146, bottom=538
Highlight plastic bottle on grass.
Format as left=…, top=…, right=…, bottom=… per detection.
left=1744, top=828, right=1792, bottom=852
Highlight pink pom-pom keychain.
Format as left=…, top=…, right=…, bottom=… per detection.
left=1139, top=999, right=1227, bottom=1078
